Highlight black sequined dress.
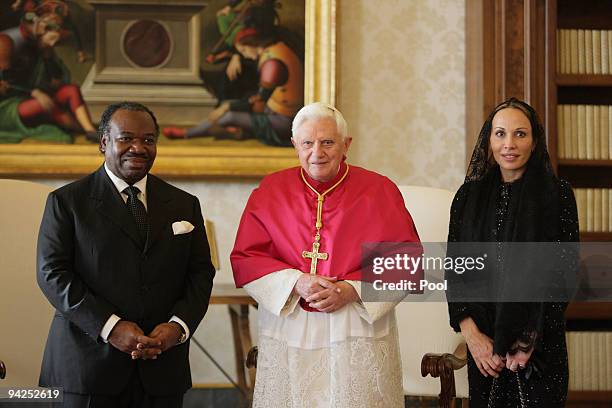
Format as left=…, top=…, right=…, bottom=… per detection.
left=447, top=174, right=579, bottom=408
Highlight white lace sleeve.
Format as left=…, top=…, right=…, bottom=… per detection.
left=345, top=280, right=405, bottom=324
left=243, top=269, right=303, bottom=316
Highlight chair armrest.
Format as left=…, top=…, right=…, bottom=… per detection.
left=421, top=343, right=467, bottom=408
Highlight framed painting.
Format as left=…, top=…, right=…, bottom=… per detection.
left=0, top=0, right=336, bottom=178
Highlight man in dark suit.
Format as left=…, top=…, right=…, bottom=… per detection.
left=36, top=101, right=216, bottom=407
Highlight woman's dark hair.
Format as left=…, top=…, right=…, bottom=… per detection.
left=465, top=97, right=553, bottom=182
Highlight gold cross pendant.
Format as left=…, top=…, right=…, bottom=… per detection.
left=302, top=241, right=328, bottom=275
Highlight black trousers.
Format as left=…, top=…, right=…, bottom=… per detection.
left=55, top=373, right=183, bottom=408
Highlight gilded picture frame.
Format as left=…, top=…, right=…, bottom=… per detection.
left=0, top=0, right=336, bottom=178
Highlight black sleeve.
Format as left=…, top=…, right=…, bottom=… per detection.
left=446, top=183, right=472, bottom=332
left=36, top=192, right=116, bottom=341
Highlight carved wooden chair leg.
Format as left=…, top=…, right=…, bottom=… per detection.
left=421, top=343, right=467, bottom=408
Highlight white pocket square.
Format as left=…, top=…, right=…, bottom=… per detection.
left=172, top=221, right=194, bottom=235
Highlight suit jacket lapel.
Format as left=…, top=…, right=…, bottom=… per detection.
left=90, top=166, right=143, bottom=249
left=145, top=176, right=172, bottom=253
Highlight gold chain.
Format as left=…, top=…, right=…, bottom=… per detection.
left=300, top=164, right=350, bottom=242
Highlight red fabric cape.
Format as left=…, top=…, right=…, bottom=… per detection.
left=231, top=163, right=421, bottom=287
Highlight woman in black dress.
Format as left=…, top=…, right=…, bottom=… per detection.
left=446, top=98, right=579, bottom=407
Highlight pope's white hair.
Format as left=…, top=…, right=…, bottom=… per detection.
left=291, top=102, right=348, bottom=140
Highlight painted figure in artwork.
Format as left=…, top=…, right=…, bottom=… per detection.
left=11, top=0, right=88, bottom=63
left=164, top=0, right=304, bottom=147
left=200, top=0, right=259, bottom=105
left=0, top=0, right=97, bottom=143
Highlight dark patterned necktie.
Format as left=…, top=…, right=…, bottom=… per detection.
left=123, top=186, right=149, bottom=244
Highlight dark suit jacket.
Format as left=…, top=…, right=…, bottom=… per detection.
left=36, top=166, right=215, bottom=396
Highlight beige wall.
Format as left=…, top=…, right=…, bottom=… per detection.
left=338, top=0, right=465, bottom=190
left=22, top=0, right=466, bottom=385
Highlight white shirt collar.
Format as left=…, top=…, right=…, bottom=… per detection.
left=104, top=162, right=148, bottom=203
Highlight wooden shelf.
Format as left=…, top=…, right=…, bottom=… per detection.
left=557, top=74, right=612, bottom=87
left=558, top=164, right=612, bottom=187
left=568, top=390, right=612, bottom=405
left=558, top=0, right=612, bottom=30
left=559, top=159, right=612, bottom=167
left=566, top=302, right=612, bottom=320
left=579, top=232, right=612, bottom=242
left=557, top=87, right=612, bottom=105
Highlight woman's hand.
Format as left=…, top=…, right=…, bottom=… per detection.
left=460, top=317, right=504, bottom=378
left=505, top=340, right=534, bottom=371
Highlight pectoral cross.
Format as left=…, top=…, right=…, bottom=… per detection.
left=302, top=240, right=328, bottom=275
left=299, top=164, right=349, bottom=276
